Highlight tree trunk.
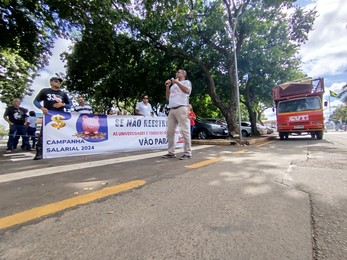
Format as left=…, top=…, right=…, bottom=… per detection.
left=200, top=63, right=238, bottom=138
left=245, top=83, right=260, bottom=136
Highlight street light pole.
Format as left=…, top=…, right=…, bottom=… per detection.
left=185, top=4, right=244, bottom=142
left=231, top=8, right=243, bottom=143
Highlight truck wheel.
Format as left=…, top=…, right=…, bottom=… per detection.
left=310, top=132, right=316, bottom=139
left=316, top=131, right=323, bottom=140
left=279, top=132, right=285, bottom=140
left=284, top=133, right=289, bottom=139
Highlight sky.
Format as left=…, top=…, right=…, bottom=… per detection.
left=1, top=0, right=346, bottom=127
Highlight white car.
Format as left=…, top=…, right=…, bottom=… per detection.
left=256, top=123, right=268, bottom=135
left=239, top=122, right=267, bottom=136
left=239, top=122, right=252, bottom=137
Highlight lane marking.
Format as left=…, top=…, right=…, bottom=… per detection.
left=3, top=152, right=35, bottom=161
left=233, top=149, right=249, bottom=154
left=0, top=180, right=145, bottom=229
left=255, top=141, right=275, bottom=147
left=186, top=147, right=259, bottom=169
left=186, top=157, right=223, bottom=169
left=0, top=145, right=213, bottom=184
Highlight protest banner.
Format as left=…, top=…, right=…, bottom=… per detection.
left=42, top=111, right=184, bottom=159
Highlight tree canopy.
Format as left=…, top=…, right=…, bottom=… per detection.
left=63, top=0, right=316, bottom=136
left=1, top=0, right=317, bottom=139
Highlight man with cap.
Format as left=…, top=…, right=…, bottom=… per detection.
left=33, top=76, right=71, bottom=160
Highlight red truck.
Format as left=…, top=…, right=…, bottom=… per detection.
left=272, top=77, right=326, bottom=140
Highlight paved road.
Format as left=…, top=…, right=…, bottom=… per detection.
left=0, top=132, right=346, bottom=259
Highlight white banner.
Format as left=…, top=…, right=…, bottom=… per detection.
left=42, top=111, right=184, bottom=159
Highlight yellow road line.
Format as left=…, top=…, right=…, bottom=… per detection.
left=0, top=180, right=145, bottom=229
left=186, top=157, right=223, bottom=169
left=255, top=140, right=275, bottom=147
left=233, top=149, right=249, bottom=154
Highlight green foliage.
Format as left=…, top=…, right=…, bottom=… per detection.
left=64, top=28, right=178, bottom=111
left=331, top=105, right=347, bottom=122
left=1, top=0, right=317, bottom=139
left=0, top=0, right=121, bottom=104
left=0, top=50, right=35, bottom=105
left=0, top=0, right=66, bottom=103
left=190, top=94, right=222, bottom=118
left=61, top=0, right=316, bottom=137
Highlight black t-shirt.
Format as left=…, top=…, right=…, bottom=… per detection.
left=34, top=88, right=70, bottom=111
left=4, top=106, right=28, bottom=125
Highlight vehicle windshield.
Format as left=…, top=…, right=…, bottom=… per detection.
left=278, top=97, right=321, bottom=113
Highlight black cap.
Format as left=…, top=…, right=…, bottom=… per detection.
left=50, top=76, right=63, bottom=83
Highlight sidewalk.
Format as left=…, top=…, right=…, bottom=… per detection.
left=192, top=135, right=276, bottom=146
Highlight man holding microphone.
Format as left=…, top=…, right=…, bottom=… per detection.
left=162, top=69, right=192, bottom=160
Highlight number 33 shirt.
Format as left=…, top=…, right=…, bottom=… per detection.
left=34, top=88, right=70, bottom=111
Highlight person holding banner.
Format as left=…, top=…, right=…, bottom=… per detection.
left=163, top=69, right=192, bottom=160
left=33, top=76, right=71, bottom=160
left=135, top=95, right=154, bottom=116
left=74, top=97, right=93, bottom=114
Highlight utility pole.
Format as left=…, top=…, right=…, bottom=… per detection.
left=231, top=3, right=245, bottom=143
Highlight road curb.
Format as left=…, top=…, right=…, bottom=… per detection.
left=192, top=135, right=276, bottom=146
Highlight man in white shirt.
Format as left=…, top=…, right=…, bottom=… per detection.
left=162, top=69, right=192, bottom=160
left=135, top=95, right=153, bottom=116
left=74, top=97, right=93, bottom=114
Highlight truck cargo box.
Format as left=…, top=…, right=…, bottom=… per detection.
left=272, top=78, right=324, bottom=101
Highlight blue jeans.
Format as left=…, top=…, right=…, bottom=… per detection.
left=190, top=125, right=195, bottom=137
left=27, top=126, right=37, bottom=148
left=7, top=124, right=31, bottom=150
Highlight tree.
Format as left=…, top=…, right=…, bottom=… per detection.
left=63, top=26, right=179, bottom=113
left=0, top=0, right=122, bottom=104
left=237, top=3, right=314, bottom=134
left=0, top=0, right=61, bottom=104
left=0, top=50, right=35, bottom=105
left=61, top=0, right=315, bottom=139
left=118, top=0, right=316, bottom=137
left=331, top=105, right=347, bottom=124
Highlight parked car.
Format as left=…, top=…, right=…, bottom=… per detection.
left=201, top=119, right=251, bottom=137
left=256, top=123, right=268, bottom=135
left=264, top=125, right=275, bottom=134
left=193, top=118, right=229, bottom=139
left=239, top=122, right=267, bottom=136
left=236, top=121, right=251, bottom=137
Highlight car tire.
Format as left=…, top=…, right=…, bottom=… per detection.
left=241, top=130, right=248, bottom=137
left=197, top=130, right=209, bottom=140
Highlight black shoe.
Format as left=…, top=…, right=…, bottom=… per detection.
left=33, top=154, right=42, bottom=160
left=162, top=153, right=176, bottom=159
left=179, top=154, right=192, bottom=160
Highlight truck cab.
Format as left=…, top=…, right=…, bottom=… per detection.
left=272, top=78, right=325, bottom=140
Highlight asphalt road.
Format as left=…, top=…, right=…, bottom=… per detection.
left=0, top=132, right=346, bottom=259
